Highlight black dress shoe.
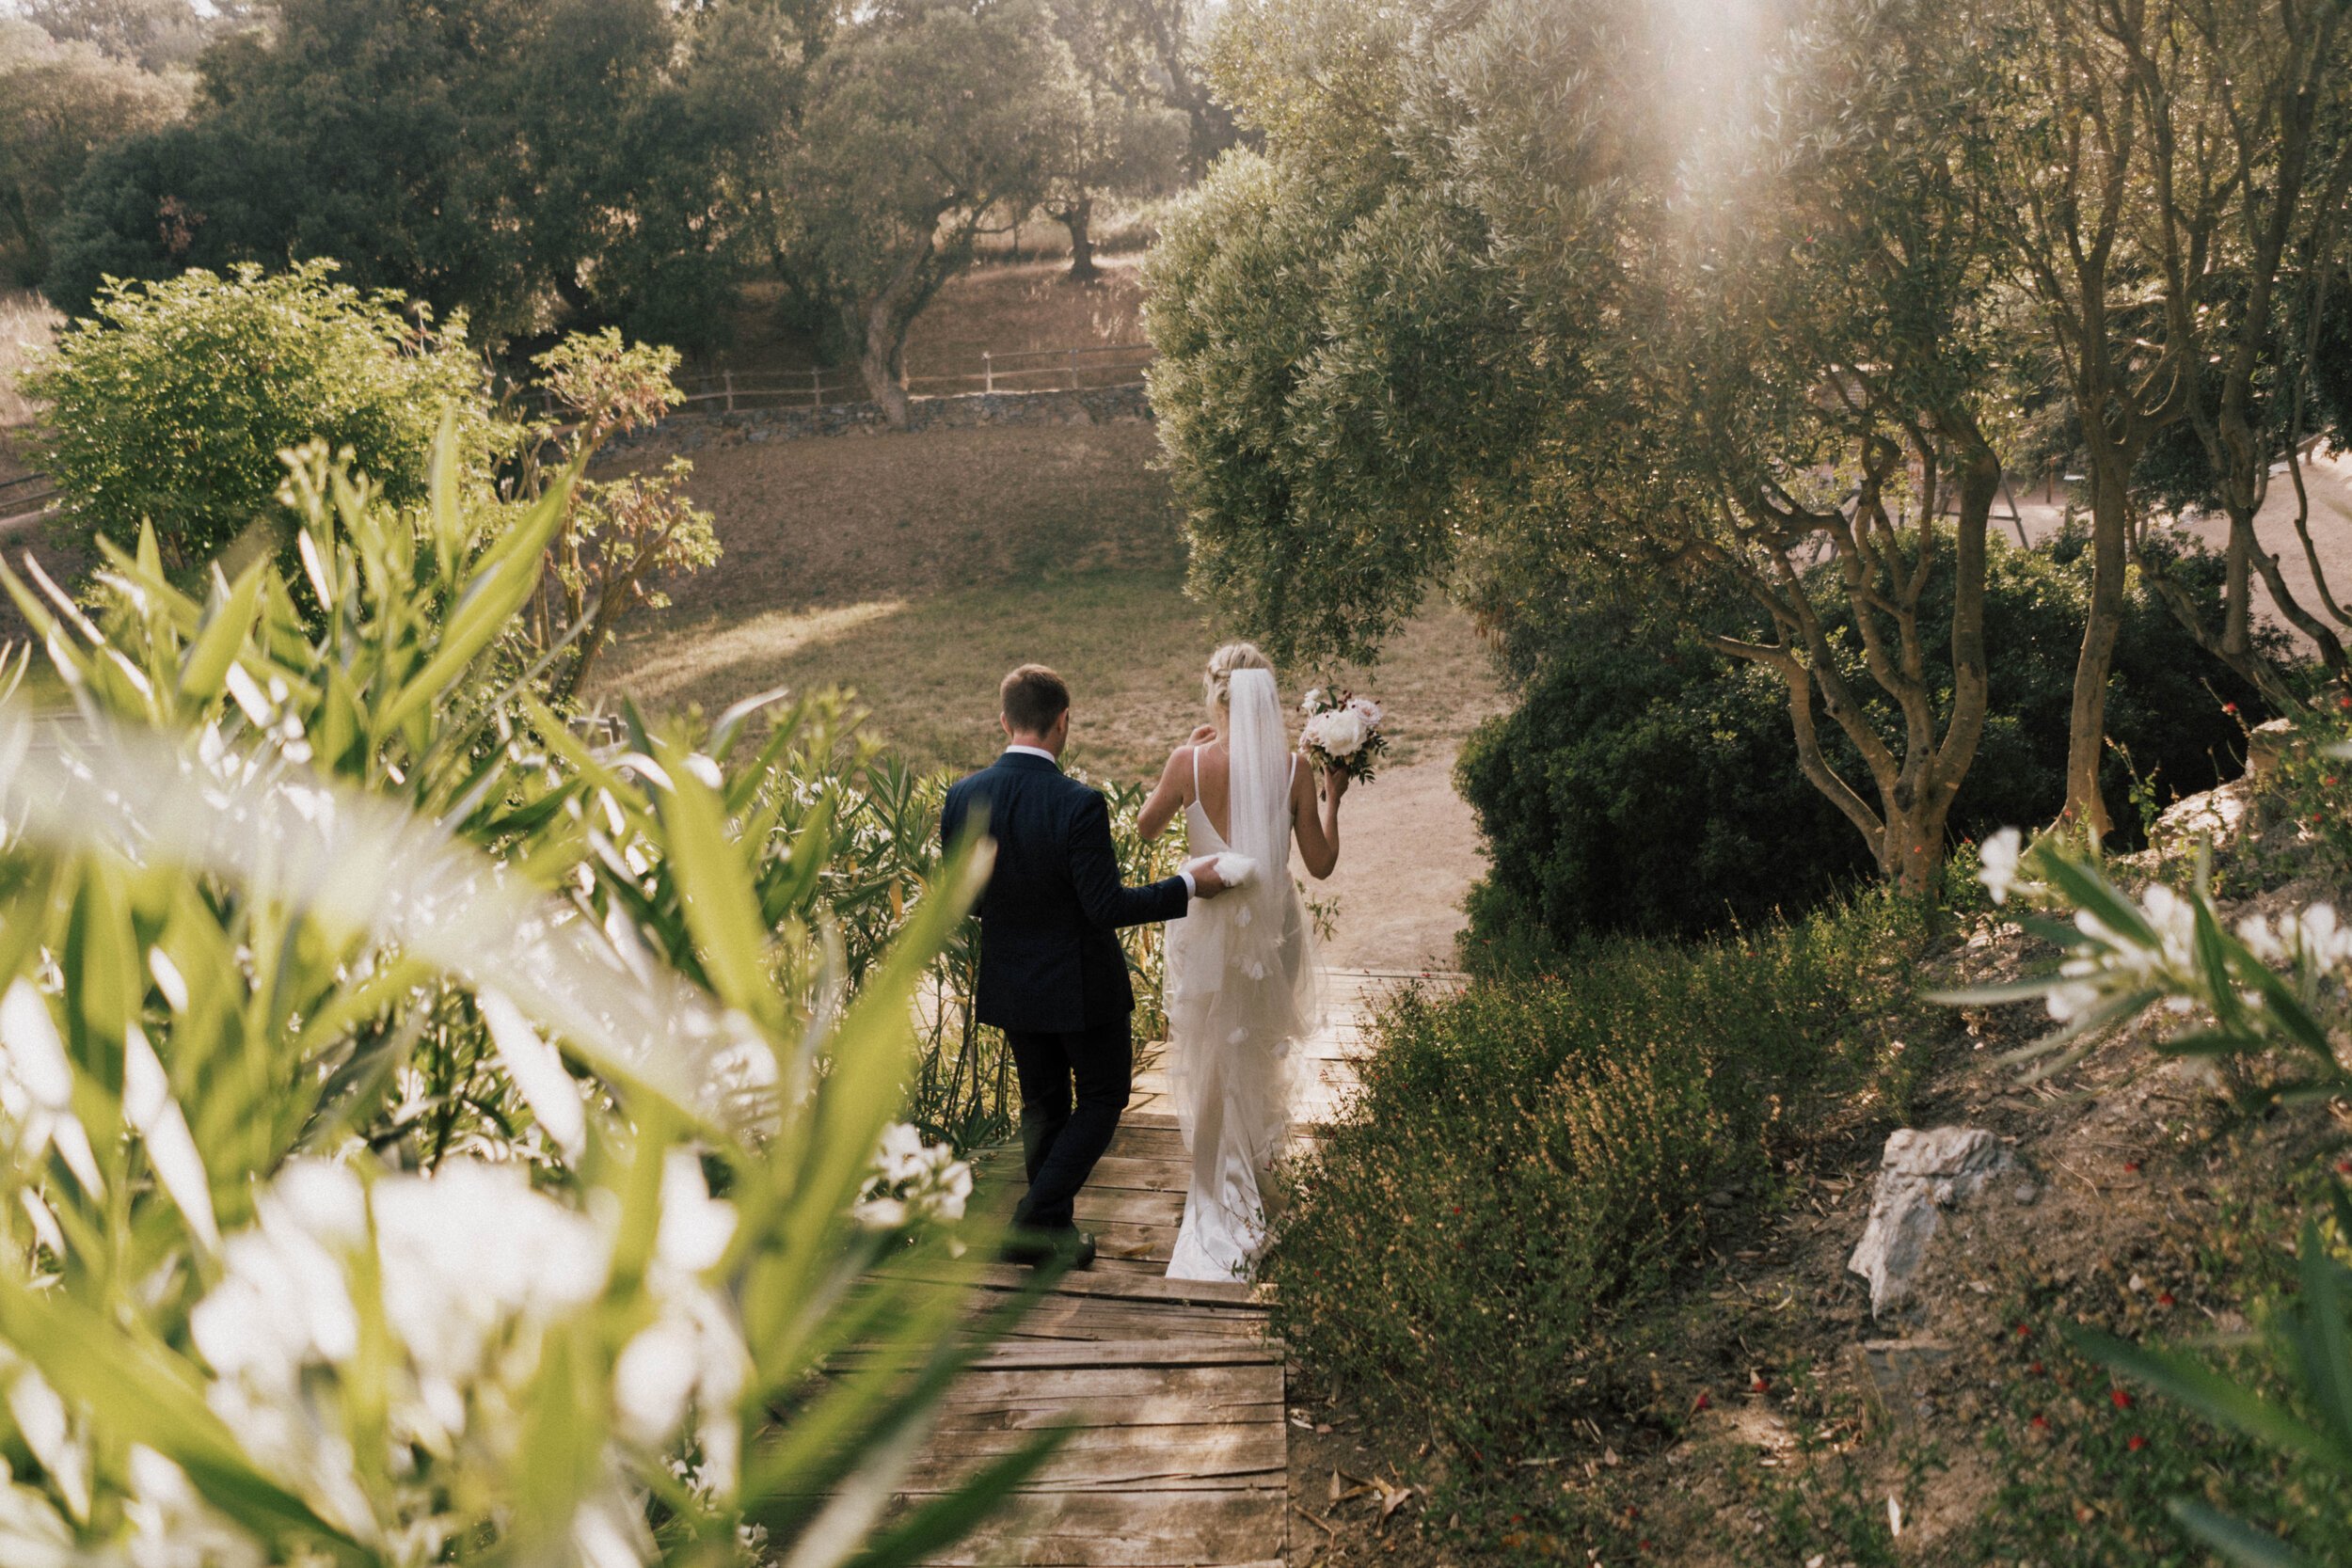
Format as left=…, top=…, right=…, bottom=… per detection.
left=998, top=1227, right=1098, bottom=1269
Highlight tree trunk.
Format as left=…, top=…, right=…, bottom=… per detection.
left=1058, top=198, right=1099, bottom=283
left=2065, top=458, right=2129, bottom=839
left=860, top=299, right=911, bottom=429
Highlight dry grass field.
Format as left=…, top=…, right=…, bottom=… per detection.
left=0, top=292, right=60, bottom=433
left=591, top=417, right=1502, bottom=786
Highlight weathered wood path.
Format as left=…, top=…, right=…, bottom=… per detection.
left=901, top=970, right=1433, bottom=1567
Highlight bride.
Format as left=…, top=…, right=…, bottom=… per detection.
left=1137, top=642, right=1346, bottom=1281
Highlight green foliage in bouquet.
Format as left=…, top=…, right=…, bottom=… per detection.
left=0, top=433, right=1060, bottom=1565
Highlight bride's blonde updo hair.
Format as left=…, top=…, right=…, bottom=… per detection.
left=1203, top=641, right=1274, bottom=715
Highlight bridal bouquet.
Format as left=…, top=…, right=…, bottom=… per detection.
left=1299, top=687, right=1388, bottom=784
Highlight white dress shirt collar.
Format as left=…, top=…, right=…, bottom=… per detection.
left=1003, top=745, right=1059, bottom=764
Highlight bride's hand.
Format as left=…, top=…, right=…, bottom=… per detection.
left=1322, top=766, right=1351, bottom=804
left=1188, top=723, right=1218, bottom=746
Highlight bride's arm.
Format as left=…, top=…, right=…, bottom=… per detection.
left=1136, top=747, right=1190, bottom=841
left=1293, top=760, right=1346, bottom=879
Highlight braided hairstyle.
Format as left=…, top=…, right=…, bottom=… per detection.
left=1202, top=641, right=1274, bottom=718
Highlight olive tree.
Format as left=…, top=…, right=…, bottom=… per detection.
left=765, top=0, right=1062, bottom=425
left=1038, top=0, right=1186, bottom=280
left=1928, top=0, right=2352, bottom=832
left=1150, top=0, right=2027, bottom=891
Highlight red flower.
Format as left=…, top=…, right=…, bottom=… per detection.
left=2156, top=1291, right=2176, bottom=1307
left=2124, top=1161, right=2141, bottom=1174
left=2029, top=1361, right=2045, bottom=1375
left=1692, top=1392, right=1710, bottom=1411
left=2336, top=1160, right=2352, bottom=1175
left=2127, top=1433, right=2147, bottom=1451
left=2223, top=702, right=2239, bottom=714
left=2015, top=1323, right=2032, bottom=1338
left=2111, top=1387, right=2135, bottom=1410
left=1752, top=1374, right=1770, bottom=1394
left=2030, top=1414, right=2050, bottom=1431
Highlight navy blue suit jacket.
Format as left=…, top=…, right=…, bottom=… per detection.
left=942, top=752, right=1189, bottom=1033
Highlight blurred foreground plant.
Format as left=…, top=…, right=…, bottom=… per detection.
left=1937, top=822, right=2352, bottom=1565
left=0, top=432, right=1057, bottom=1565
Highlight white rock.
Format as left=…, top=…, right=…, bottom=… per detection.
left=1847, top=1127, right=2013, bottom=1319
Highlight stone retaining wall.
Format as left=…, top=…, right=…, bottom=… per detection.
left=611, top=383, right=1154, bottom=452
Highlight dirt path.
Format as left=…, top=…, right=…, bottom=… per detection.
left=1296, top=745, right=1486, bottom=974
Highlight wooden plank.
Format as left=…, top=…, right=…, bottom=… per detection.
left=917, top=1490, right=1285, bottom=1567
left=938, top=1363, right=1281, bottom=1409
left=930, top=1394, right=1282, bottom=1433
left=999, top=1295, right=1267, bottom=1343
left=946, top=1338, right=1279, bottom=1371
left=1072, top=1188, right=1185, bottom=1227
left=1080, top=1155, right=1188, bottom=1193
left=904, top=1422, right=1283, bottom=1492
left=889, top=1259, right=1263, bottom=1308
left=916, top=1421, right=1284, bottom=1465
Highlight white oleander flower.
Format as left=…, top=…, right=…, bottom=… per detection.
left=852, top=1124, right=973, bottom=1229
left=185, top=1153, right=749, bottom=1553
left=1977, top=827, right=2023, bottom=905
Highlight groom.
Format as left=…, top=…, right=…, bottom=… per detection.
left=942, top=664, right=1229, bottom=1268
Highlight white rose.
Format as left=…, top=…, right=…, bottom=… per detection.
left=1345, top=696, right=1383, bottom=726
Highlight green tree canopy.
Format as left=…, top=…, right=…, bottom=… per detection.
left=0, top=17, right=188, bottom=288
left=40, top=0, right=737, bottom=348
left=760, top=0, right=1066, bottom=424
left=1149, top=0, right=2042, bottom=889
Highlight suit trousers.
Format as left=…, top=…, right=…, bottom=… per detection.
left=1004, top=1015, right=1133, bottom=1232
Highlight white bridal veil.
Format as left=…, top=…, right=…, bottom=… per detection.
left=1164, top=666, right=1322, bottom=1281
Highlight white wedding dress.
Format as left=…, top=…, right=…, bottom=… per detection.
left=1163, top=668, right=1322, bottom=1282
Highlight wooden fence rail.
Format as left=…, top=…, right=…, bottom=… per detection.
left=619, top=341, right=1156, bottom=416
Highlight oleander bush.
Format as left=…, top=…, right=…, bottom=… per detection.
left=1457, top=534, right=2278, bottom=958
left=1263, top=891, right=1932, bottom=1460
left=0, top=428, right=1063, bottom=1566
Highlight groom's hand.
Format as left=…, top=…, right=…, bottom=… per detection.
left=1184, top=856, right=1231, bottom=898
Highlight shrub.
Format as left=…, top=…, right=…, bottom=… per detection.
left=25, top=259, right=496, bottom=572
left=1263, top=893, right=1931, bottom=1457
left=1457, top=533, right=2277, bottom=957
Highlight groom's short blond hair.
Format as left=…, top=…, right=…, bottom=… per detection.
left=1000, top=664, right=1071, bottom=736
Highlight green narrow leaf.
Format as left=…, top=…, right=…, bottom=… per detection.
left=651, top=736, right=776, bottom=1020
left=176, top=561, right=270, bottom=705
left=2068, top=1324, right=2352, bottom=1468
left=2167, top=1500, right=2308, bottom=1568
left=2295, top=1216, right=2352, bottom=1454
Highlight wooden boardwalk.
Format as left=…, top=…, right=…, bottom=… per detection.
left=899, top=971, right=1433, bottom=1567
